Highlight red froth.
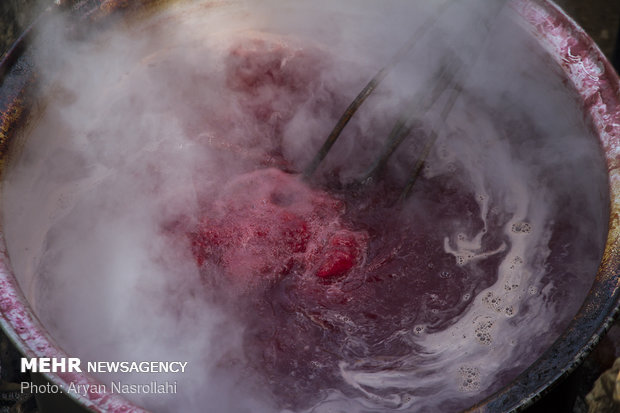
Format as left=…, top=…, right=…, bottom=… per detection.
left=188, top=168, right=368, bottom=285
left=316, top=231, right=362, bottom=278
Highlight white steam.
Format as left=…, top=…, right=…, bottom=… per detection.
left=0, top=0, right=609, bottom=412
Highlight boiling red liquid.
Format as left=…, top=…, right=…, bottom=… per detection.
left=160, top=36, right=584, bottom=410
left=188, top=168, right=369, bottom=285
left=175, top=167, right=507, bottom=408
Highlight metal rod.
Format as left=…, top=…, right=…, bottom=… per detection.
left=399, top=85, right=461, bottom=200
left=399, top=0, right=508, bottom=200
left=361, top=61, right=458, bottom=183
left=302, top=0, right=457, bottom=178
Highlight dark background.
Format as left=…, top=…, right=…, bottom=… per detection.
left=0, top=1, right=618, bottom=413
left=556, top=0, right=620, bottom=68
left=1, top=1, right=619, bottom=66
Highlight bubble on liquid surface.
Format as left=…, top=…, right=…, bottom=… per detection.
left=474, top=317, right=494, bottom=346
left=511, top=222, right=532, bottom=234
left=458, top=366, right=481, bottom=392
left=482, top=291, right=503, bottom=313
left=439, top=270, right=452, bottom=279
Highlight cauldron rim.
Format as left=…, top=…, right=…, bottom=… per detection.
left=0, top=1, right=618, bottom=412
left=468, top=0, right=620, bottom=411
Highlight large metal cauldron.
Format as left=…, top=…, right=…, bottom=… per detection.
left=0, top=0, right=618, bottom=412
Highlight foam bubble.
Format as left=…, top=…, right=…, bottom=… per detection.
left=511, top=222, right=532, bottom=234
left=482, top=291, right=503, bottom=313
left=474, top=317, right=494, bottom=346
left=458, top=366, right=481, bottom=392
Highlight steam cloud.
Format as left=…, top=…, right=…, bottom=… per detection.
left=0, top=0, right=609, bottom=412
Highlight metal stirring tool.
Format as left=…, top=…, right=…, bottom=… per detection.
left=303, top=0, right=508, bottom=201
